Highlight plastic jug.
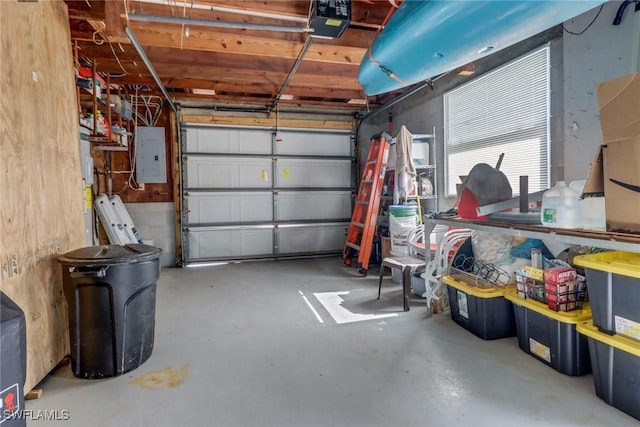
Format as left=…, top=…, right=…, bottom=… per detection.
left=569, top=180, right=606, bottom=231
left=540, top=181, right=581, bottom=228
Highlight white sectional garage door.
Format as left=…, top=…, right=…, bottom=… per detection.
left=181, top=125, right=354, bottom=263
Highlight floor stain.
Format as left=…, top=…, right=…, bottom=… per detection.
left=408, top=348, right=423, bottom=356
left=129, top=364, right=190, bottom=390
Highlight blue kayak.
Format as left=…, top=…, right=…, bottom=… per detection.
left=358, top=0, right=605, bottom=95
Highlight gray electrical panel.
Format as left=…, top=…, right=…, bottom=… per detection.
left=136, top=126, right=167, bottom=183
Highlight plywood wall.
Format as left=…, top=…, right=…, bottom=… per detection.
left=0, top=1, right=86, bottom=391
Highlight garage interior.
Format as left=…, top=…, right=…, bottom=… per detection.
left=1, top=0, right=640, bottom=426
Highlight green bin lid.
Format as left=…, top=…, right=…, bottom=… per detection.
left=58, top=244, right=162, bottom=267
left=389, top=205, right=417, bottom=217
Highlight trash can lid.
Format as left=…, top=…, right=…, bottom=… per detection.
left=58, top=244, right=162, bottom=266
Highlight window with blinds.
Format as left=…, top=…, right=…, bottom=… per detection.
left=444, top=46, right=550, bottom=197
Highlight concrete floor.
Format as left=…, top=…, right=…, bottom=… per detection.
left=28, top=257, right=637, bottom=427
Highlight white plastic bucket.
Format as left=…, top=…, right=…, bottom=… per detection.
left=389, top=205, right=418, bottom=256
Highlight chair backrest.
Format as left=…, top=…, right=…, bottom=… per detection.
left=406, top=226, right=425, bottom=258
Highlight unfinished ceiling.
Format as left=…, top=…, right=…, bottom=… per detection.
left=66, top=0, right=409, bottom=113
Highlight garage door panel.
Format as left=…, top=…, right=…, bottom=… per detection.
left=278, top=223, right=348, bottom=254
left=186, top=156, right=272, bottom=188
left=276, top=191, right=351, bottom=221
left=275, top=131, right=351, bottom=156
left=275, top=159, right=351, bottom=188
left=187, top=228, right=273, bottom=259
left=182, top=124, right=353, bottom=262
left=186, top=127, right=271, bottom=154
left=187, top=192, right=273, bottom=224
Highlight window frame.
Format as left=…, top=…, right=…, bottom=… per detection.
left=443, top=45, right=551, bottom=198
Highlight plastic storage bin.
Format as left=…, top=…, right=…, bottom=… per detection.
left=577, top=320, right=640, bottom=421
left=0, top=292, right=27, bottom=427
left=505, top=290, right=592, bottom=376
left=444, top=276, right=516, bottom=340
left=58, top=244, right=162, bottom=379
left=574, top=251, right=640, bottom=340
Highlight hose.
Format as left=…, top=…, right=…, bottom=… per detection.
left=613, top=0, right=640, bottom=25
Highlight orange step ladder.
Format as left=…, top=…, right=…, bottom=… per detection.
left=343, top=133, right=391, bottom=275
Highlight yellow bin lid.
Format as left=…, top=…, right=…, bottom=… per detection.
left=573, top=251, right=640, bottom=279
left=504, top=289, right=592, bottom=323
left=442, top=275, right=514, bottom=298
left=576, top=320, right=640, bottom=357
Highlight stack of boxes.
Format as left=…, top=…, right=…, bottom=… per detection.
left=574, top=251, right=640, bottom=421
left=544, top=266, right=585, bottom=312
left=507, top=252, right=592, bottom=376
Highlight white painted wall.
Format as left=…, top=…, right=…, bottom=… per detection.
left=563, top=1, right=640, bottom=182
left=125, top=202, right=175, bottom=267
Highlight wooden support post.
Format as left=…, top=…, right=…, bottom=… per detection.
left=92, top=61, right=97, bottom=134
left=170, top=109, right=183, bottom=265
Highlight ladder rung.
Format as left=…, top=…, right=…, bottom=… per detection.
left=366, top=160, right=377, bottom=165
left=346, top=242, right=360, bottom=250
left=357, top=200, right=369, bottom=205
left=362, top=179, right=373, bottom=184
left=352, top=222, right=364, bottom=228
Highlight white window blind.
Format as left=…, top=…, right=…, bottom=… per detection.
left=444, top=46, right=550, bottom=197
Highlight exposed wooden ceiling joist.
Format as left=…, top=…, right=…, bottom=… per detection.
left=65, top=0, right=399, bottom=112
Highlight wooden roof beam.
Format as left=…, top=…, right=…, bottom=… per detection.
left=131, top=0, right=389, bottom=27
left=125, top=2, right=377, bottom=48
left=91, top=60, right=362, bottom=90
left=129, top=22, right=366, bottom=65
left=107, top=75, right=367, bottom=100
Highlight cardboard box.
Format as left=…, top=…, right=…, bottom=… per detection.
left=582, top=72, right=640, bottom=232
left=381, top=236, right=391, bottom=259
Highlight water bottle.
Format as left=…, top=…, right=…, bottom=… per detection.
left=569, top=180, right=606, bottom=230
left=540, top=181, right=581, bottom=228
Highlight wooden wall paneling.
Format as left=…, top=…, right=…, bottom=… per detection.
left=0, top=0, right=86, bottom=391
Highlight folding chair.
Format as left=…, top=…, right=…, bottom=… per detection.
left=377, top=227, right=425, bottom=311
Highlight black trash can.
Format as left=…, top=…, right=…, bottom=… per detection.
left=58, top=244, right=162, bottom=379
left=0, top=292, right=27, bottom=427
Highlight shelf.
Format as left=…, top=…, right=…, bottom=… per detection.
left=387, top=165, right=436, bottom=171
left=381, top=195, right=436, bottom=200
left=424, top=217, right=640, bottom=253
left=91, top=145, right=129, bottom=152
left=88, top=134, right=128, bottom=152
left=88, top=135, right=110, bottom=143
left=78, top=94, right=124, bottom=120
